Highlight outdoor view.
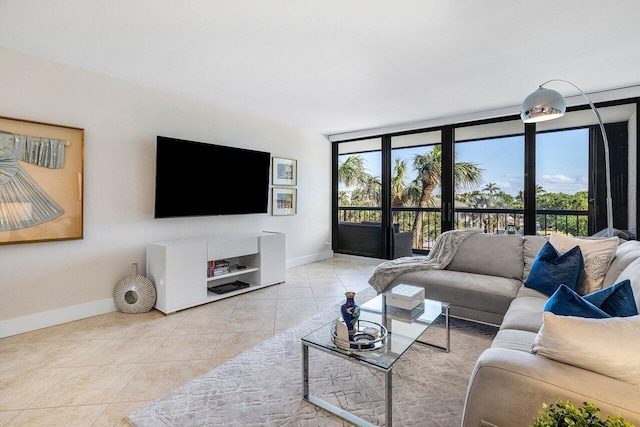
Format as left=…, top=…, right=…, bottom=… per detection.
left=338, top=128, right=589, bottom=251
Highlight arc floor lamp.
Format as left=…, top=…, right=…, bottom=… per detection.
left=520, top=79, right=614, bottom=238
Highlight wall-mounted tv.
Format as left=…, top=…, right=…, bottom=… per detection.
left=154, top=136, right=271, bottom=218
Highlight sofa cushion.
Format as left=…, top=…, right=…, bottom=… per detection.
left=491, top=328, right=538, bottom=353
left=584, top=279, right=638, bottom=317
left=515, top=285, right=548, bottom=299
left=549, top=233, right=618, bottom=295
left=544, top=285, right=611, bottom=318
left=603, top=240, right=640, bottom=289
left=500, top=296, right=547, bottom=333
left=391, top=269, right=521, bottom=316
left=533, top=312, right=640, bottom=385
left=446, top=233, right=524, bottom=280
left=524, top=242, right=584, bottom=296
left=610, top=257, right=640, bottom=312
left=523, top=235, right=548, bottom=281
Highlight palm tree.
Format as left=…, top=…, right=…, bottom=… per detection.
left=411, top=146, right=484, bottom=248
left=391, top=158, right=408, bottom=223
left=338, top=191, right=350, bottom=206
left=362, top=175, right=381, bottom=207
left=337, top=155, right=368, bottom=189
left=515, top=185, right=546, bottom=204
left=483, top=182, right=500, bottom=195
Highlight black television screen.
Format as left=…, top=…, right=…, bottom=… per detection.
left=154, top=136, right=271, bottom=218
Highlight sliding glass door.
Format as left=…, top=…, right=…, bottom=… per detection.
left=390, top=131, right=442, bottom=253
left=335, top=138, right=384, bottom=258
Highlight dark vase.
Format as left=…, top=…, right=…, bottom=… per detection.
left=340, top=291, right=360, bottom=340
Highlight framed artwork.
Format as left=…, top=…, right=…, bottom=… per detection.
left=0, top=116, right=84, bottom=245
left=272, top=157, right=297, bottom=186
left=272, top=187, right=297, bottom=216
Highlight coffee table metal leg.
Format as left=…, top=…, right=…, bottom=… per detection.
left=302, top=342, right=309, bottom=399
left=444, top=304, right=450, bottom=353
left=416, top=304, right=450, bottom=353
left=302, top=342, right=385, bottom=427
left=385, top=369, right=392, bottom=426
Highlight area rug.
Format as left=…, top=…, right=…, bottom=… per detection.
left=127, top=289, right=498, bottom=427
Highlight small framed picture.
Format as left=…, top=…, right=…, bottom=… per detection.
left=272, top=187, right=297, bottom=216
left=272, top=157, right=297, bottom=186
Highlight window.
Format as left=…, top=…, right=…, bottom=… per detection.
left=536, top=128, right=589, bottom=236
left=455, top=120, right=524, bottom=234
left=391, top=131, right=441, bottom=251
left=333, top=100, right=638, bottom=259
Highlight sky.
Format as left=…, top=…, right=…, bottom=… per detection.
left=339, top=128, right=589, bottom=197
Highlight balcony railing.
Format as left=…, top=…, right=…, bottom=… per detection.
left=338, top=206, right=589, bottom=252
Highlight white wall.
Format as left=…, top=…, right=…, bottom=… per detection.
left=0, top=47, right=333, bottom=337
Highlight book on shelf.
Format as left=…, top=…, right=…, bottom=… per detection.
left=207, top=259, right=231, bottom=277
left=214, top=259, right=230, bottom=268
left=213, top=268, right=231, bottom=276
left=207, top=260, right=215, bottom=278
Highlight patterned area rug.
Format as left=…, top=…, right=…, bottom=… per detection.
left=127, top=289, right=497, bottom=427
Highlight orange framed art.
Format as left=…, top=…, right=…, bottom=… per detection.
left=0, top=116, right=84, bottom=245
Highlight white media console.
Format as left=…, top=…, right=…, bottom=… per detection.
left=146, top=231, right=286, bottom=314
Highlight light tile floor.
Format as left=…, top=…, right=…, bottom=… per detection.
left=0, top=256, right=378, bottom=426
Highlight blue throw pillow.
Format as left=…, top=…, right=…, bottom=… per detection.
left=544, top=285, right=611, bottom=318
left=524, top=242, right=584, bottom=296
left=584, top=279, right=639, bottom=317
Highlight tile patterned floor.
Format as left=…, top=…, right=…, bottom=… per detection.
left=0, top=256, right=377, bottom=426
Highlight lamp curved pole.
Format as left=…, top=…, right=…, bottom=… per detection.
left=539, top=79, right=614, bottom=238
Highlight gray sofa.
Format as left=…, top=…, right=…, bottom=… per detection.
left=386, top=232, right=640, bottom=426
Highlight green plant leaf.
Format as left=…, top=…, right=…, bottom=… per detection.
left=531, top=400, right=634, bottom=427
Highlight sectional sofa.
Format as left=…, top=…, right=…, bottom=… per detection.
left=385, top=232, right=640, bottom=426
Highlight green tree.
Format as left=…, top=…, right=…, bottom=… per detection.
left=496, top=191, right=517, bottom=207
left=411, top=146, right=484, bottom=248
left=338, top=154, right=380, bottom=216
left=337, top=155, right=368, bottom=190
left=515, top=185, right=546, bottom=205
left=362, top=175, right=381, bottom=207
left=483, top=182, right=500, bottom=195
left=391, top=158, right=410, bottom=224
left=536, top=191, right=589, bottom=235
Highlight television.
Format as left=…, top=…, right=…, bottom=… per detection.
left=154, top=136, right=271, bottom=218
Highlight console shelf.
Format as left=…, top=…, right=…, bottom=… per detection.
left=206, top=266, right=260, bottom=283
left=146, top=231, right=286, bottom=314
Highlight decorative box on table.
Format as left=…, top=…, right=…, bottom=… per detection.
left=386, top=284, right=425, bottom=310
left=386, top=303, right=426, bottom=321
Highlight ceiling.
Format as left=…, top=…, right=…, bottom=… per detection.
left=1, top=0, right=640, bottom=137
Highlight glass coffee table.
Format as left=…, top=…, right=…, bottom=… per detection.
left=301, top=293, right=450, bottom=427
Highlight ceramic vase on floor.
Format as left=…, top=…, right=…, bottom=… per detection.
left=113, top=263, right=157, bottom=314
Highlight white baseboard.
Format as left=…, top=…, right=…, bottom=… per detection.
left=333, top=253, right=386, bottom=265
left=286, top=250, right=333, bottom=269
left=2, top=251, right=354, bottom=339
left=0, top=298, right=117, bottom=338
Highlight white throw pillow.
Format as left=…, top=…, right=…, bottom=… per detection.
left=532, top=312, right=640, bottom=385
left=549, top=233, right=618, bottom=295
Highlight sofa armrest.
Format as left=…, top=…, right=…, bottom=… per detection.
left=462, top=348, right=640, bottom=427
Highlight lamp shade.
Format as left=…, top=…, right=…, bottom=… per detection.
left=520, top=87, right=566, bottom=123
